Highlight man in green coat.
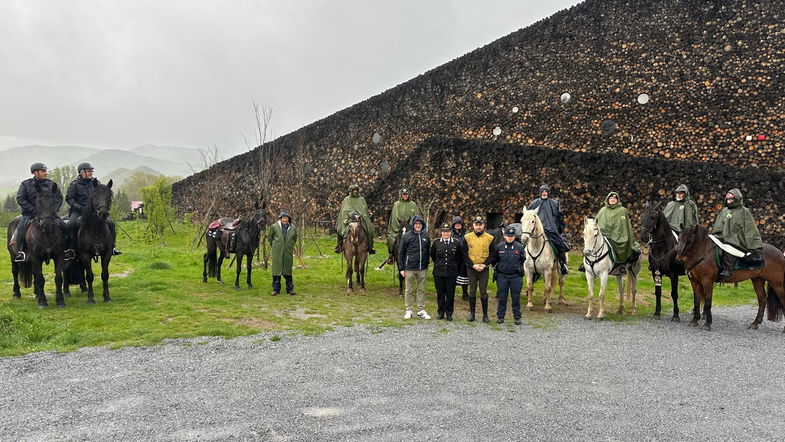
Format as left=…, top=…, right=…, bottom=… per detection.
left=596, top=191, right=640, bottom=269
left=386, top=188, right=419, bottom=264
left=712, top=188, right=763, bottom=280
left=335, top=184, right=376, bottom=254
left=267, top=210, right=298, bottom=296
left=664, top=184, right=699, bottom=233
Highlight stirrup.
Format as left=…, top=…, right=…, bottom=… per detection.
left=14, top=251, right=26, bottom=262
left=63, top=249, right=76, bottom=260
left=112, top=248, right=122, bottom=256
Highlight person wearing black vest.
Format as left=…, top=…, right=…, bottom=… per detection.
left=492, top=227, right=525, bottom=325
left=430, top=223, right=462, bottom=321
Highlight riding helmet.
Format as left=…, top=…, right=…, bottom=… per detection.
left=77, top=162, right=94, bottom=173
left=30, top=162, right=48, bottom=173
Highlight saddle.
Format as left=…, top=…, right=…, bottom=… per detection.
left=208, top=218, right=241, bottom=231
left=206, top=218, right=240, bottom=253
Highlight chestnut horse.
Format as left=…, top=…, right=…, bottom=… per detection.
left=343, top=213, right=368, bottom=292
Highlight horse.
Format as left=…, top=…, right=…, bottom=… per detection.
left=203, top=201, right=266, bottom=289
left=640, top=202, right=685, bottom=321
left=343, top=213, right=368, bottom=292
left=375, top=219, right=407, bottom=297
left=675, top=224, right=785, bottom=332
left=6, top=222, right=33, bottom=299
left=582, top=218, right=642, bottom=320
left=65, top=180, right=116, bottom=304
left=519, top=208, right=567, bottom=313
left=6, top=184, right=68, bottom=307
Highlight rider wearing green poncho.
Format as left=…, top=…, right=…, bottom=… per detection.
left=712, top=188, right=763, bottom=280
left=596, top=191, right=640, bottom=266
left=386, top=188, right=419, bottom=264
left=334, top=184, right=376, bottom=254
left=663, top=184, right=699, bottom=233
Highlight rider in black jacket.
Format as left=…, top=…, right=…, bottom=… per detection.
left=66, top=163, right=121, bottom=256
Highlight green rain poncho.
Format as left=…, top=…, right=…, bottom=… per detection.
left=387, top=190, right=419, bottom=252
left=335, top=186, right=375, bottom=240
left=663, top=184, right=699, bottom=233
left=267, top=218, right=298, bottom=276
left=596, top=192, right=640, bottom=263
left=711, top=188, right=762, bottom=252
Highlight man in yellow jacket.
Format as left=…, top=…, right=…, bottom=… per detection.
left=462, top=216, right=495, bottom=323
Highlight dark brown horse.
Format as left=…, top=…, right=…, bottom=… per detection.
left=202, top=201, right=266, bottom=289
left=343, top=213, right=368, bottom=292
left=68, top=180, right=116, bottom=304
left=675, top=224, right=785, bottom=331
left=640, top=202, right=685, bottom=321
left=376, top=219, right=407, bottom=296
left=6, top=184, right=68, bottom=307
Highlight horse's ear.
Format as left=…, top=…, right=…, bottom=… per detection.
left=52, top=183, right=59, bottom=194
left=107, top=179, right=113, bottom=189
left=584, top=216, right=588, bottom=224
left=533, top=206, right=539, bottom=215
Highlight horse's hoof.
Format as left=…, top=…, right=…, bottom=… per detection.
left=12, top=294, right=21, bottom=299
left=104, top=298, right=112, bottom=303
left=86, top=300, right=96, bottom=305
left=702, top=324, right=712, bottom=331
left=234, top=286, right=241, bottom=291
left=584, top=316, right=592, bottom=320
left=688, top=321, right=699, bottom=327
left=64, top=292, right=71, bottom=298
left=57, top=304, right=65, bottom=309
left=526, top=305, right=533, bottom=311
left=652, top=314, right=661, bottom=320
left=558, top=301, right=569, bottom=306
left=248, top=284, right=255, bottom=289
left=38, top=304, right=47, bottom=309
left=201, top=279, right=207, bottom=283
left=597, top=316, right=604, bottom=321
left=671, top=316, right=680, bottom=323
left=216, top=281, right=223, bottom=285
left=748, top=323, right=759, bottom=330
left=360, top=288, right=366, bottom=293
left=544, top=307, right=553, bottom=313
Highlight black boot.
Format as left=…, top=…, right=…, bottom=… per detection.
left=467, top=297, right=476, bottom=322
left=578, top=262, right=586, bottom=272
left=368, top=245, right=376, bottom=255
left=481, top=297, right=490, bottom=323
left=461, top=285, right=468, bottom=301
left=559, top=253, right=568, bottom=275
left=719, top=252, right=735, bottom=282
left=334, top=234, right=342, bottom=254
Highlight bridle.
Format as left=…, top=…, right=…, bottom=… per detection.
left=583, top=225, right=610, bottom=275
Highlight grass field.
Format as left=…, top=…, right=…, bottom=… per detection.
left=0, top=221, right=758, bottom=357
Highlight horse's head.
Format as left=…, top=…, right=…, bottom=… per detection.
left=91, top=179, right=113, bottom=221
left=252, top=201, right=266, bottom=228
left=519, top=207, right=542, bottom=246
left=35, top=183, right=61, bottom=233
left=640, top=201, right=662, bottom=244
left=348, top=212, right=361, bottom=224
left=675, top=224, right=707, bottom=264
left=583, top=217, right=601, bottom=256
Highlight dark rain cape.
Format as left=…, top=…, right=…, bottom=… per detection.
left=663, top=184, right=699, bottom=233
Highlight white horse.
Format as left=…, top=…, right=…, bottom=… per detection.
left=520, top=207, right=567, bottom=312
left=582, top=218, right=642, bottom=319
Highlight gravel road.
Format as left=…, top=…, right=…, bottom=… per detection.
left=1, top=306, right=784, bottom=441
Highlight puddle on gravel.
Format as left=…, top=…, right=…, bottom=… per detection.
left=302, top=407, right=345, bottom=418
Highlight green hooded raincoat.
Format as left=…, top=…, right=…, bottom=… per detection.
left=711, top=188, right=762, bottom=252
left=387, top=191, right=419, bottom=251
left=596, top=192, right=639, bottom=263
left=267, top=219, right=298, bottom=276
left=335, top=186, right=375, bottom=240
left=663, top=184, right=699, bottom=233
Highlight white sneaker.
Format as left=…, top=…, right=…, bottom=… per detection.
left=417, top=310, right=431, bottom=320
left=404, top=310, right=413, bottom=319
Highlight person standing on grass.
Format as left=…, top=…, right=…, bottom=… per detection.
left=267, top=211, right=298, bottom=296
left=430, top=223, right=462, bottom=321
left=398, top=215, right=431, bottom=319
left=462, top=216, right=495, bottom=323
left=450, top=216, right=470, bottom=301
left=492, top=227, right=525, bottom=325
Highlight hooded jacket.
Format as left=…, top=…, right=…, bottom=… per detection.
left=663, top=184, right=699, bottom=232
left=526, top=184, right=565, bottom=235
left=398, top=215, right=430, bottom=271
left=711, top=188, right=762, bottom=252
left=335, top=186, right=375, bottom=239
left=596, top=192, right=637, bottom=263
left=387, top=190, right=419, bottom=238
left=267, top=211, right=298, bottom=276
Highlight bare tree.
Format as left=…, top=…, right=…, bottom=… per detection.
left=187, top=145, right=224, bottom=248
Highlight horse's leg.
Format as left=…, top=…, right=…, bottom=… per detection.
left=598, top=273, right=610, bottom=319
left=652, top=271, right=662, bottom=319
left=85, top=257, right=96, bottom=304
left=557, top=272, right=567, bottom=305
left=11, top=261, right=21, bottom=298
left=670, top=274, right=680, bottom=322
left=34, top=261, right=47, bottom=308
left=688, top=278, right=702, bottom=327
left=55, top=258, right=65, bottom=308
left=585, top=273, right=595, bottom=319
left=629, top=270, right=637, bottom=315
left=359, top=254, right=366, bottom=291
left=525, top=267, right=535, bottom=311
left=234, top=254, right=243, bottom=290
left=749, top=278, right=766, bottom=329
left=202, top=252, right=209, bottom=282
left=101, top=255, right=111, bottom=302
left=702, top=283, right=714, bottom=331
left=216, top=250, right=225, bottom=284
left=543, top=267, right=554, bottom=313
left=345, top=250, right=353, bottom=292
left=247, top=253, right=254, bottom=289
left=615, top=274, right=625, bottom=315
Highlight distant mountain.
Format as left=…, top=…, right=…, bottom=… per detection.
left=102, top=166, right=164, bottom=189
left=0, top=144, right=204, bottom=182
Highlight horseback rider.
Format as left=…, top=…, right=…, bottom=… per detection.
left=9, top=162, right=69, bottom=262
left=664, top=184, right=699, bottom=233
left=334, top=184, right=376, bottom=254
left=385, top=188, right=419, bottom=264
left=66, top=162, right=122, bottom=256
left=527, top=184, right=569, bottom=274
left=712, top=188, right=762, bottom=281
left=587, top=191, right=641, bottom=273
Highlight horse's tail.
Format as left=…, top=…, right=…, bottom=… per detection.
left=65, top=258, right=85, bottom=286
left=206, top=248, right=218, bottom=278
left=19, top=261, right=33, bottom=288
left=766, top=283, right=784, bottom=322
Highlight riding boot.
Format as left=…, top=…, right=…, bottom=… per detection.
left=467, top=296, right=476, bottom=322
left=334, top=234, right=343, bottom=254
left=368, top=244, right=376, bottom=255
left=578, top=263, right=586, bottom=272
left=461, top=285, right=468, bottom=301
left=719, top=252, right=735, bottom=282
left=480, top=297, right=490, bottom=323
left=559, top=252, right=569, bottom=275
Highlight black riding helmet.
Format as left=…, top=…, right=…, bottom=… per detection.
left=78, top=162, right=94, bottom=173
left=30, top=162, right=48, bottom=173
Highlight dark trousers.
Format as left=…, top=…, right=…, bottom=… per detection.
left=433, top=275, right=456, bottom=315
left=272, top=275, right=294, bottom=293
left=13, top=215, right=32, bottom=252
left=467, top=267, right=489, bottom=299
left=496, top=273, right=523, bottom=320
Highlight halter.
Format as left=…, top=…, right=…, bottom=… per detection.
left=583, top=226, right=610, bottom=276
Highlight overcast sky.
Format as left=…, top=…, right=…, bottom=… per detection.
left=0, top=0, right=581, bottom=156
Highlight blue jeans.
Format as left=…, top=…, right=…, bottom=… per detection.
left=496, top=273, right=522, bottom=320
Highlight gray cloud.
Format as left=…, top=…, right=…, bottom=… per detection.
left=0, top=0, right=581, bottom=156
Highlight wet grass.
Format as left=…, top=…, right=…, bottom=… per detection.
left=0, top=221, right=759, bottom=356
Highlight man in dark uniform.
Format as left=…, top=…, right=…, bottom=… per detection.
left=492, top=227, right=525, bottom=325
left=66, top=162, right=122, bottom=256
left=527, top=184, right=569, bottom=274
left=10, top=162, right=69, bottom=262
